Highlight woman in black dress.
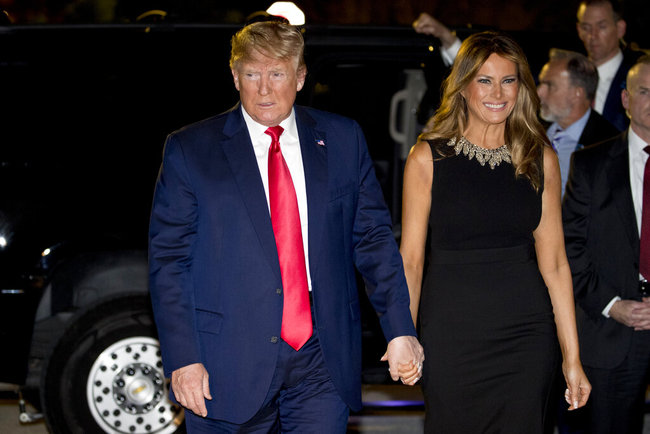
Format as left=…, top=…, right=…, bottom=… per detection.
left=398, top=32, right=591, bottom=433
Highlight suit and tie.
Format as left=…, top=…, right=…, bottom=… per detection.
left=547, top=109, right=619, bottom=197
left=600, top=48, right=644, bottom=132
left=562, top=131, right=650, bottom=433
left=148, top=103, right=416, bottom=426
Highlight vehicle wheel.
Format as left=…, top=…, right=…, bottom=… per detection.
left=41, top=295, right=185, bottom=434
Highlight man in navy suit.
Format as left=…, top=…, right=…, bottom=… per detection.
left=149, top=20, right=423, bottom=432
left=576, top=0, right=643, bottom=132
left=563, top=55, right=650, bottom=434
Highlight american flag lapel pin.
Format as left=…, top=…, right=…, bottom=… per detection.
left=316, top=139, right=325, bottom=147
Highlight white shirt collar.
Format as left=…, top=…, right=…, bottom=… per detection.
left=629, top=125, right=649, bottom=156
left=597, top=50, right=624, bottom=81
left=240, top=105, right=298, bottom=143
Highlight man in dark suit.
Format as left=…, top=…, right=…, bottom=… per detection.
left=576, top=0, right=643, bottom=132
left=538, top=48, right=619, bottom=197
left=411, top=12, right=461, bottom=124
left=562, top=55, right=650, bottom=434
left=148, top=20, right=423, bottom=432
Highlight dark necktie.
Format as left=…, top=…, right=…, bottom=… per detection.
left=266, top=125, right=312, bottom=350
left=640, top=146, right=650, bottom=280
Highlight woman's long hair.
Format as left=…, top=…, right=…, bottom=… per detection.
left=420, top=31, right=549, bottom=191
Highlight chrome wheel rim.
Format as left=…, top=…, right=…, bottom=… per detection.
left=86, top=336, right=183, bottom=433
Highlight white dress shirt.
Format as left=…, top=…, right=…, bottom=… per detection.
left=602, top=127, right=649, bottom=317
left=241, top=107, right=312, bottom=290
left=594, top=50, right=623, bottom=115
left=440, top=37, right=462, bottom=67
left=629, top=127, right=649, bottom=241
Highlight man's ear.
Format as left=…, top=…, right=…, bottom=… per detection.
left=296, top=66, right=307, bottom=92
left=574, top=86, right=584, bottom=99
left=616, top=19, right=626, bottom=41
left=232, top=68, right=240, bottom=91
left=621, top=88, right=630, bottom=111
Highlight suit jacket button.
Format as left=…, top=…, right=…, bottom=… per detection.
left=276, top=288, right=282, bottom=294
left=270, top=336, right=279, bottom=343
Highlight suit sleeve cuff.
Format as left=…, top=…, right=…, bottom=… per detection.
left=440, top=37, right=461, bottom=66
left=379, top=306, right=417, bottom=342
left=601, top=296, right=621, bottom=318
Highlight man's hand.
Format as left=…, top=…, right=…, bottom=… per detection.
left=380, top=336, right=424, bottom=386
left=171, top=363, right=212, bottom=417
left=412, top=13, right=457, bottom=48
left=609, top=299, right=650, bottom=330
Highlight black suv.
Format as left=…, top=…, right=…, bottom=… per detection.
left=0, top=15, right=575, bottom=433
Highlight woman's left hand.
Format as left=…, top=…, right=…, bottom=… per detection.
left=563, top=362, right=591, bottom=410
left=396, top=361, right=422, bottom=385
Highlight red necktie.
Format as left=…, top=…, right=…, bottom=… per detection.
left=266, top=125, right=312, bottom=350
left=640, top=146, right=650, bottom=280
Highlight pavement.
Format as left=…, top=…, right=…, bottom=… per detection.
left=3, top=385, right=650, bottom=434
left=0, top=384, right=425, bottom=433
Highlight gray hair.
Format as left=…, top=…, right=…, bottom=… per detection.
left=549, top=48, right=598, bottom=102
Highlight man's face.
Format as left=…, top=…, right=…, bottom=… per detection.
left=232, top=50, right=306, bottom=127
left=577, top=2, right=626, bottom=66
left=537, top=60, right=575, bottom=125
left=622, top=64, right=650, bottom=140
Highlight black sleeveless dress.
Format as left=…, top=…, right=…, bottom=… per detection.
left=419, top=138, right=559, bottom=433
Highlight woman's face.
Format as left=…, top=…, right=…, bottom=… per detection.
left=462, top=53, right=519, bottom=129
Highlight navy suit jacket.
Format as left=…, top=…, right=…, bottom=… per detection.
left=563, top=132, right=640, bottom=369
left=601, top=49, right=644, bottom=132
left=148, top=104, right=416, bottom=423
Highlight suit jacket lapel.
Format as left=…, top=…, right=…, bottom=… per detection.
left=221, top=104, right=281, bottom=280
left=607, top=133, right=640, bottom=254
left=295, top=106, right=328, bottom=285
left=578, top=111, right=599, bottom=148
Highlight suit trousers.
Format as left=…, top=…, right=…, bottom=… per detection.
left=185, top=312, right=349, bottom=433
left=578, top=330, right=650, bottom=434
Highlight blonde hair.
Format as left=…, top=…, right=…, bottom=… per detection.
left=421, top=31, right=548, bottom=191
left=230, top=21, right=306, bottom=72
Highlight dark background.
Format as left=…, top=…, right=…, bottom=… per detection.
left=1, top=0, right=648, bottom=49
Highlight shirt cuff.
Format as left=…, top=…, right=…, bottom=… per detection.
left=440, top=37, right=461, bottom=66
left=602, top=296, right=621, bottom=318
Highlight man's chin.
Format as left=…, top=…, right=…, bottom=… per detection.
left=539, top=111, right=555, bottom=123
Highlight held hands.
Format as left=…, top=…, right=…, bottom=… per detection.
left=380, top=336, right=424, bottom=386
left=171, top=363, right=212, bottom=417
left=563, top=361, right=591, bottom=411
left=609, top=298, right=650, bottom=330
